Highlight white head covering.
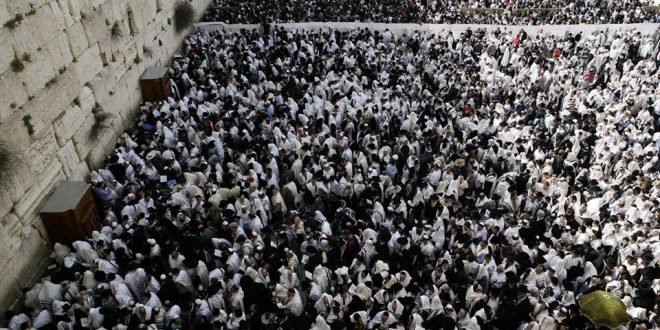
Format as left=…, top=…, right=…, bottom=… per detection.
left=311, top=315, right=331, bottom=330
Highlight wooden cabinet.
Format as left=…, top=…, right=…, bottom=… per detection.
left=139, top=66, right=171, bottom=102
left=39, top=181, right=98, bottom=245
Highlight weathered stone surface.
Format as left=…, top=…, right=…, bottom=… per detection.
left=66, top=22, right=89, bottom=58
left=8, top=18, right=39, bottom=56
left=26, top=65, right=80, bottom=123
left=0, top=213, right=16, bottom=251
left=44, top=32, right=74, bottom=71
left=0, top=106, right=32, bottom=150
left=56, top=0, right=75, bottom=28
left=0, top=71, right=28, bottom=123
left=0, top=30, right=13, bottom=74
left=0, top=154, right=31, bottom=204
left=25, top=125, right=60, bottom=179
left=0, top=0, right=10, bottom=27
left=80, top=6, right=110, bottom=44
left=12, top=160, right=64, bottom=220
left=72, top=160, right=91, bottom=181
left=4, top=0, right=30, bottom=16
left=72, top=44, right=103, bottom=86
left=0, top=213, right=21, bottom=244
left=66, top=0, right=81, bottom=22
left=53, top=105, right=85, bottom=146
left=71, top=110, right=96, bottom=160
left=17, top=50, right=56, bottom=97
left=79, top=85, right=96, bottom=112
left=29, top=3, right=66, bottom=45
left=57, top=140, right=82, bottom=179
left=12, top=181, right=45, bottom=219
left=0, top=186, right=12, bottom=220
left=12, top=221, right=51, bottom=285
left=49, top=1, right=69, bottom=29
left=86, top=71, right=112, bottom=101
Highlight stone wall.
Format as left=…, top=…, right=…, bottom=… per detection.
left=0, top=0, right=211, bottom=312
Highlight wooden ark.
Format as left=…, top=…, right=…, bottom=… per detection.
left=39, top=181, right=98, bottom=246
left=140, top=66, right=172, bottom=102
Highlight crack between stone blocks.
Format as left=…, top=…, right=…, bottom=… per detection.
left=30, top=224, right=48, bottom=244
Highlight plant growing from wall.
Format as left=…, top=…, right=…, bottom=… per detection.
left=45, top=76, right=58, bottom=88
left=143, top=46, right=153, bottom=58
left=134, top=55, right=142, bottom=64
left=89, top=104, right=114, bottom=140
left=173, top=1, right=195, bottom=33
left=4, top=14, right=23, bottom=30
left=11, top=57, right=24, bottom=72
left=22, top=114, right=34, bottom=136
left=111, top=21, right=123, bottom=39
left=21, top=53, right=31, bottom=63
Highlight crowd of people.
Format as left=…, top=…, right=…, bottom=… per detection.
left=201, top=0, right=660, bottom=25
left=3, top=22, right=660, bottom=330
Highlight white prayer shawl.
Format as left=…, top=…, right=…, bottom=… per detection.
left=311, top=315, right=331, bottom=330
left=315, top=293, right=334, bottom=315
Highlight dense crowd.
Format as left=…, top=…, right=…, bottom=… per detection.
left=201, top=0, right=660, bottom=25
left=4, top=24, right=660, bottom=330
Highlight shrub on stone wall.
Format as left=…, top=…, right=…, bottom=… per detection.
left=174, top=1, right=195, bottom=33
left=111, top=21, right=123, bottom=39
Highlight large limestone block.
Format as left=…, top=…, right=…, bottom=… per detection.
left=72, top=44, right=103, bottom=86
left=0, top=1, right=10, bottom=27
left=17, top=50, right=56, bottom=97
left=12, top=182, right=44, bottom=219
left=29, top=3, right=65, bottom=45
left=86, top=72, right=112, bottom=102
left=0, top=71, right=28, bottom=123
left=25, top=125, right=59, bottom=176
left=80, top=6, right=110, bottom=44
left=56, top=0, right=75, bottom=28
left=0, top=213, right=21, bottom=244
left=79, top=85, right=96, bottom=112
left=13, top=222, right=50, bottom=287
left=66, top=22, right=89, bottom=58
left=13, top=160, right=63, bottom=219
left=53, top=105, right=86, bottom=147
left=125, top=2, right=144, bottom=35
left=0, top=213, right=16, bottom=255
left=8, top=18, right=39, bottom=56
left=0, top=107, right=32, bottom=151
left=0, top=186, right=12, bottom=220
left=49, top=1, right=68, bottom=29
left=65, top=0, right=81, bottom=22
left=136, top=0, right=157, bottom=23
left=44, top=32, right=74, bottom=71
left=56, top=140, right=82, bottom=179
left=0, top=139, right=30, bottom=203
left=71, top=110, right=95, bottom=160
left=26, top=65, right=80, bottom=123
left=4, top=0, right=30, bottom=16
left=0, top=30, right=15, bottom=74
